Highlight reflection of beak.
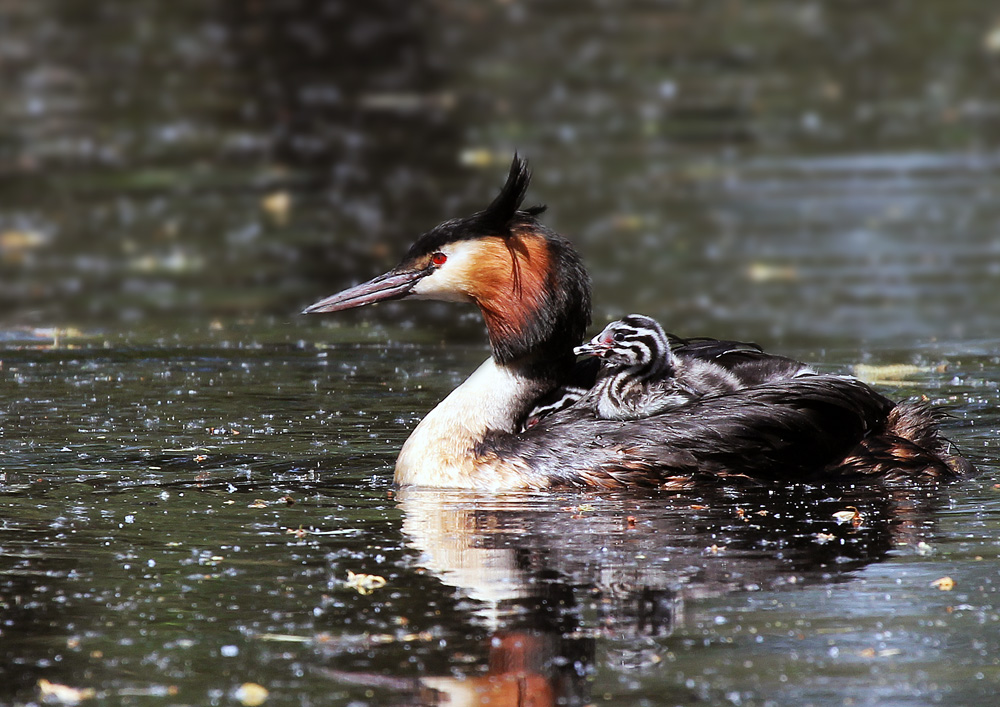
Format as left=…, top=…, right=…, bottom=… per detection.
left=573, top=339, right=610, bottom=358
left=302, top=268, right=429, bottom=314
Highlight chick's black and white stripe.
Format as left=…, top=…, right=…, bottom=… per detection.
left=590, top=315, right=678, bottom=417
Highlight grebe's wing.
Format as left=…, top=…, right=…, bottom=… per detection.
left=669, top=334, right=813, bottom=386
left=489, top=374, right=904, bottom=488
left=669, top=335, right=764, bottom=358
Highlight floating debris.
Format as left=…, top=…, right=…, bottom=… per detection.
left=285, top=526, right=357, bottom=537
left=256, top=630, right=434, bottom=648
left=37, top=679, right=95, bottom=705
left=344, top=571, right=387, bottom=595
left=234, top=682, right=269, bottom=707
left=833, top=507, right=863, bottom=527
left=255, top=633, right=313, bottom=643
left=117, top=686, right=179, bottom=698
left=931, top=576, right=955, bottom=591
left=0, top=326, right=91, bottom=348
left=860, top=647, right=902, bottom=658
left=737, top=508, right=770, bottom=521
left=852, top=363, right=945, bottom=385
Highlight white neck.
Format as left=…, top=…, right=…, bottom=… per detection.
left=395, top=357, right=544, bottom=489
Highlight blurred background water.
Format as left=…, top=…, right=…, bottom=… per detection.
left=1, top=1, right=999, bottom=705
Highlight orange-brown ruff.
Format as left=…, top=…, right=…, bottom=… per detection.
left=303, top=156, right=974, bottom=490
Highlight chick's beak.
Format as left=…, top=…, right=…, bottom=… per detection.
left=573, top=339, right=610, bottom=358
left=302, top=267, right=430, bottom=314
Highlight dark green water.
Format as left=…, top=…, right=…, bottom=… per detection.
left=2, top=2, right=1000, bottom=705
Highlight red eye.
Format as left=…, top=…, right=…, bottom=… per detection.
left=431, top=252, right=447, bottom=266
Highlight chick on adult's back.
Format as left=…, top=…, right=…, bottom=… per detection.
left=574, top=314, right=741, bottom=420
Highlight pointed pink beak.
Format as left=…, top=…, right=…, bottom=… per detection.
left=302, top=268, right=428, bottom=314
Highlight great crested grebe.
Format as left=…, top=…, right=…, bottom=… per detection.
left=304, top=156, right=973, bottom=490
left=573, top=314, right=743, bottom=420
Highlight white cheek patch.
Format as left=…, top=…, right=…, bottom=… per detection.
left=409, top=241, right=481, bottom=303
left=409, top=281, right=472, bottom=303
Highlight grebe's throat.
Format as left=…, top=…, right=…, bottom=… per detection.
left=395, top=357, right=551, bottom=489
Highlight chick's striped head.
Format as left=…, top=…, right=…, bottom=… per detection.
left=575, top=314, right=672, bottom=370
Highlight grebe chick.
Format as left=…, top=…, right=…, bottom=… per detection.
left=302, top=155, right=973, bottom=489
left=521, top=324, right=815, bottom=429
left=573, top=314, right=740, bottom=420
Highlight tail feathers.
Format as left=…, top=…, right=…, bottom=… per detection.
left=839, top=399, right=974, bottom=480
left=888, top=399, right=950, bottom=449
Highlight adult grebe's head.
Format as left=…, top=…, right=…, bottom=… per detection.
left=304, top=156, right=591, bottom=369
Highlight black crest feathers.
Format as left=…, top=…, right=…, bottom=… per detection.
left=480, top=154, right=533, bottom=231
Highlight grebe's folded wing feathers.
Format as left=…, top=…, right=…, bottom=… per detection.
left=480, top=375, right=895, bottom=489
left=669, top=335, right=764, bottom=358
left=670, top=335, right=813, bottom=386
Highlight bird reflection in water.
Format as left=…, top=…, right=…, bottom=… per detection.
left=318, top=483, right=946, bottom=705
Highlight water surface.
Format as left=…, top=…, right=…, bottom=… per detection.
left=2, top=2, right=1000, bottom=705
